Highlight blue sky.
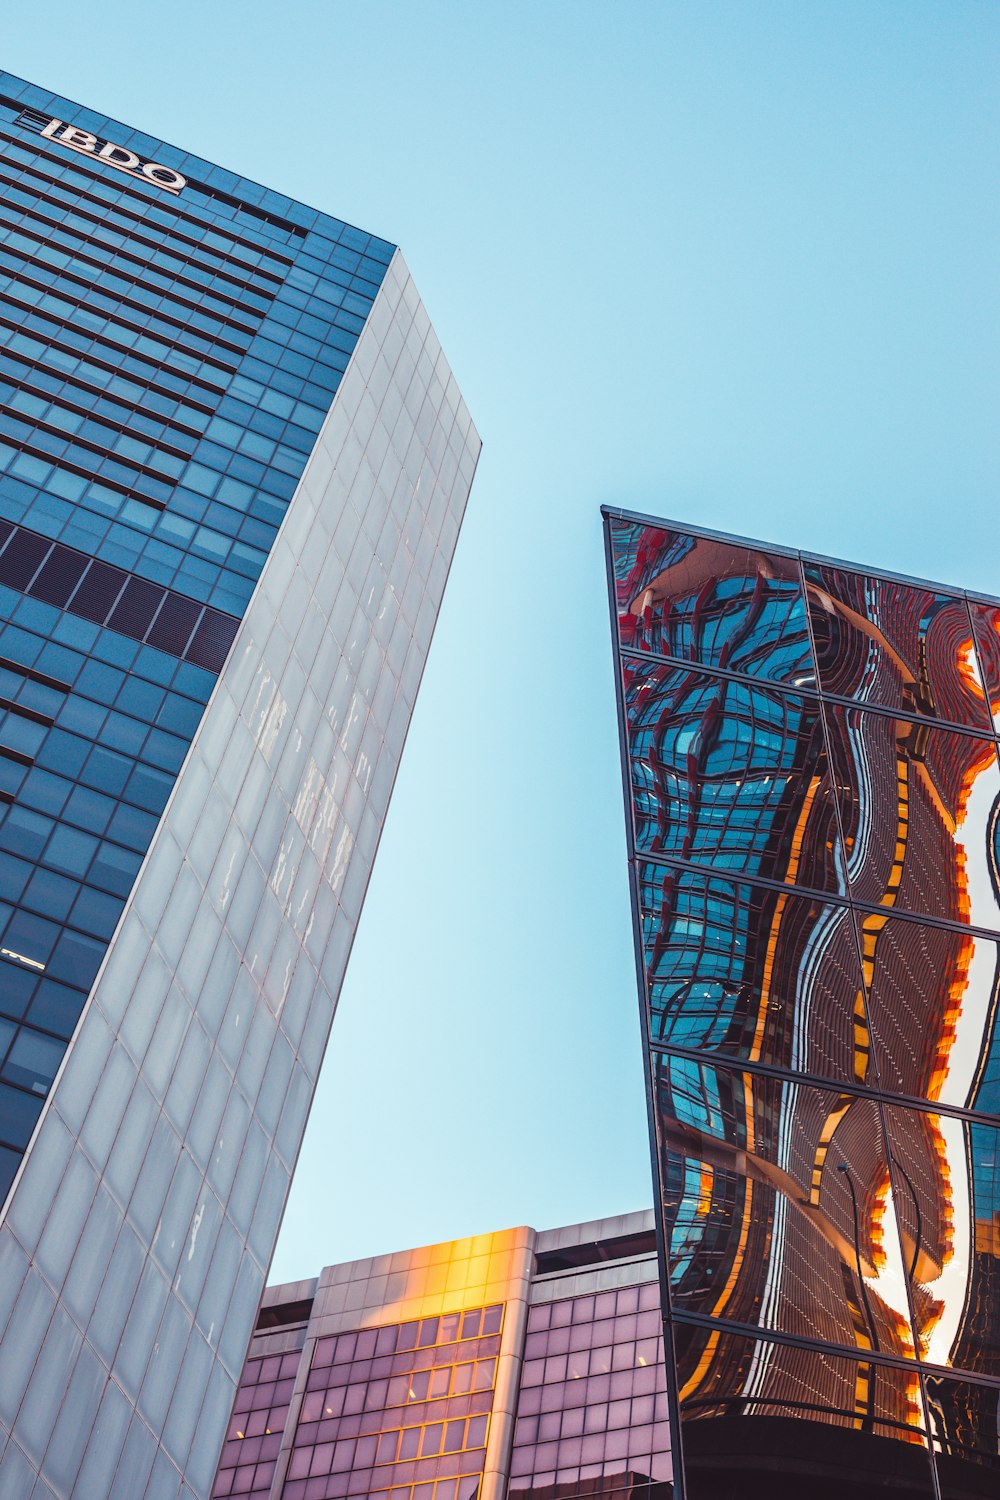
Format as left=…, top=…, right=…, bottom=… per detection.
left=6, top=1, right=999, bottom=1283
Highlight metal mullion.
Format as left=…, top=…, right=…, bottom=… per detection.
left=0, top=652, right=69, bottom=693
left=669, top=1307, right=997, bottom=1389
left=620, top=642, right=996, bottom=742
left=646, top=1035, right=1000, bottom=1133
left=601, top=502, right=989, bottom=606
left=634, top=846, right=1000, bottom=946
left=0, top=695, right=53, bottom=727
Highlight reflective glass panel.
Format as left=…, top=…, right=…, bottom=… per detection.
left=655, top=1055, right=917, bottom=1360
left=213, top=1349, right=302, bottom=1500
left=805, top=563, right=989, bottom=731
left=510, top=1285, right=671, bottom=1495
left=824, top=703, right=1000, bottom=929
left=856, top=913, right=1000, bottom=1111
left=673, top=1326, right=933, bottom=1500
left=284, top=1303, right=501, bottom=1499
left=638, top=862, right=866, bottom=1087
left=610, top=519, right=813, bottom=685
left=623, top=660, right=842, bottom=892
left=884, top=1105, right=1000, bottom=1380
left=967, top=601, right=1000, bottom=734
left=923, top=1372, right=1000, bottom=1497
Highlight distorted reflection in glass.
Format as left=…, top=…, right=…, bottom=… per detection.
left=655, top=1055, right=918, bottom=1361
left=923, top=1372, right=1000, bottom=1489
left=610, top=519, right=814, bottom=685
left=805, top=564, right=991, bottom=732
left=638, top=862, right=866, bottom=1086
left=623, top=660, right=842, bottom=893
left=967, top=601, right=1000, bottom=733
left=857, top=914, right=1000, bottom=1109
left=607, top=517, right=1000, bottom=1494
left=673, top=1326, right=932, bottom=1496
left=884, top=1106, right=1000, bottom=1380
left=824, top=704, right=1000, bottom=929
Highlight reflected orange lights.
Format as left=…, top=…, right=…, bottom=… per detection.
left=903, top=1376, right=925, bottom=1441
left=956, top=638, right=984, bottom=701
left=916, top=1296, right=946, bottom=1360
left=697, top=1164, right=713, bottom=1216
left=869, top=1169, right=891, bottom=1274
left=930, top=1124, right=955, bottom=1265
left=952, top=738, right=997, bottom=829
left=926, top=922, right=974, bottom=1103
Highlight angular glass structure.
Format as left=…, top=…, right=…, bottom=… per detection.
left=0, top=74, right=479, bottom=1500
left=604, top=509, right=1000, bottom=1500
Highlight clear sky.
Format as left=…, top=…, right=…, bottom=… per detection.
left=5, top=1, right=999, bottom=1284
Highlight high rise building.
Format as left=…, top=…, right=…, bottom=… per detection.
left=604, top=509, right=1000, bottom=1500
left=0, top=73, right=479, bottom=1500
left=211, top=1212, right=672, bottom=1500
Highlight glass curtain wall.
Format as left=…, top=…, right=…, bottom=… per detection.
left=604, top=511, right=1000, bottom=1500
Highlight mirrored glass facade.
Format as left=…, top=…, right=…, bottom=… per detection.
left=605, top=509, right=1000, bottom=1499
left=0, top=74, right=479, bottom=1500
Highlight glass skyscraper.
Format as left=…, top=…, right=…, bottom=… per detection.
left=605, top=509, right=1000, bottom=1500
left=0, top=73, right=479, bottom=1500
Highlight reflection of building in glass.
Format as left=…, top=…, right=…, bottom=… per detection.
left=211, top=1213, right=671, bottom=1500
left=604, top=510, right=1000, bottom=1499
left=0, top=73, right=479, bottom=1499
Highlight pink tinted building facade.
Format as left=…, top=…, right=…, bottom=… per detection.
left=213, top=1213, right=671, bottom=1500
left=509, top=1278, right=670, bottom=1497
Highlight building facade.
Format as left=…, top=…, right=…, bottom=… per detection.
left=604, top=509, right=1000, bottom=1500
left=0, top=74, right=479, bottom=1500
left=211, top=1213, right=672, bottom=1500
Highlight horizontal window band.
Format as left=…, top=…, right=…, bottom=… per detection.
left=0, top=694, right=53, bottom=726
left=0, top=208, right=265, bottom=338
left=0, top=434, right=167, bottom=510
left=0, top=182, right=276, bottom=312
left=0, top=301, right=228, bottom=401
left=0, top=787, right=12, bottom=805
left=0, top=340, right=209, bottom=437
left=677, top=1392, right=925, bottom=1443
left=618, top=645, right=1000, bottom=743
left=0, top=395, right=192, bottom=469
left=646, top=1036, right=1000, bottom=1133
left=0, top=283, right=238, bottom=396
left=0, top=158, right=280, bottom=300
left=0, top=741, right=32, bottom=767
left=0, top=517, right=238, bottom=672
left=0, top=652, right=69, bottom=693
left=0, top=240, right=253, bottom=360
left=666, top=1307, right=1000, bottom=1392
left=0, top=276, right=239, bottom=381
left=1, top=119, right=299, bottom=266
left=628, top=849, right=1000, bottom=946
